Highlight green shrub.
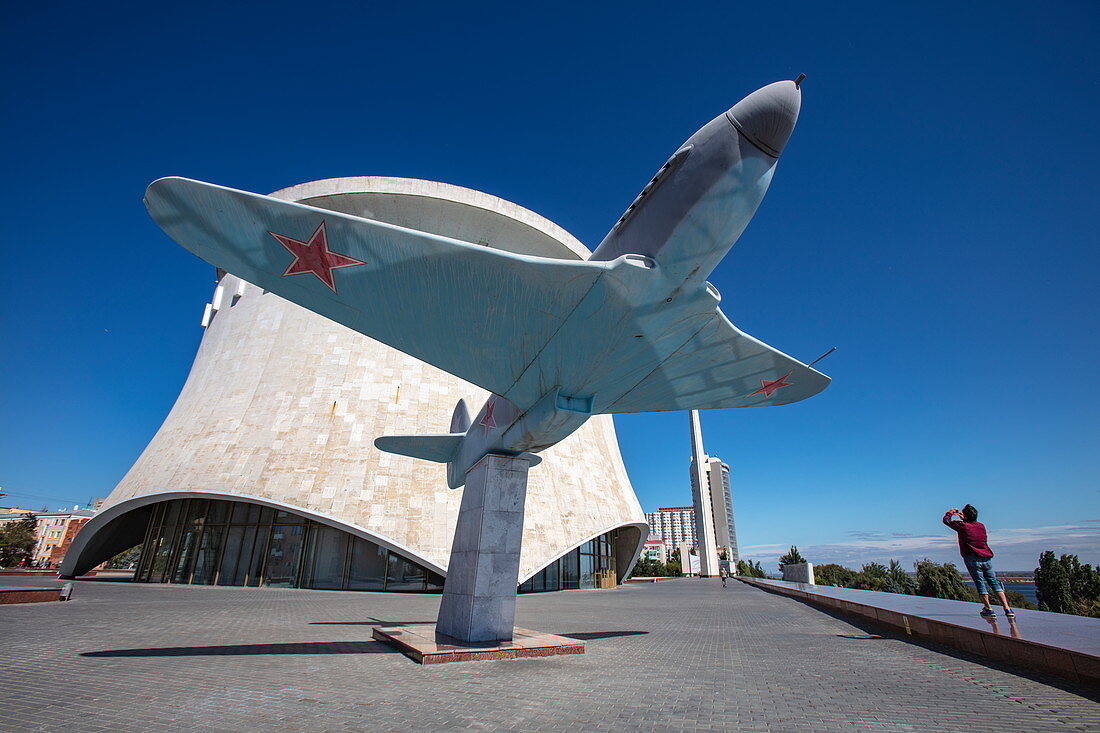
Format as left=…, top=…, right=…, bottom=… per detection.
left=1035, top=551, right=1100, bottom=615
left=885, top=560, right=918, bottom=595
left=814, top=563, right=857, bottom=587
left=736, top=559, right=768, bottom=578
left=915, top=559, right=979, bottom=602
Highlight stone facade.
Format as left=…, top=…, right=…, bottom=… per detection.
left=67, top=177, right=647, bottom=582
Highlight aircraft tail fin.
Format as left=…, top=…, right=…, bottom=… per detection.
left=449, top=399, right=471, bottom=433
left=376, top=397, right=543, bottom=489
left=374, top=434, right=463, bottom=464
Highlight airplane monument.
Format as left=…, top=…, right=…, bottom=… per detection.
left=144, top=78, right=830, bottom=657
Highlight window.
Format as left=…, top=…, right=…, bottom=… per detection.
left=134, top=498, right=442, bottom=594
left=518, top=529, right=620, bottom=593
left=135, top=499, right=622, bottom=595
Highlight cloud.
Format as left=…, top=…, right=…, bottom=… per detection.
left=739, top=524, right=1100, bottom=574
left=740, top=543, right=789, bottom=552
left=845, top=531, right=886, bottom=540
left=843, top=530, right=919, bottom=541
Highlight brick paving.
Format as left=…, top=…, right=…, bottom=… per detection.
left=0, top=576, right=1097, bottom=732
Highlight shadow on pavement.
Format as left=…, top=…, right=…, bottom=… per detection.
left=310, top=618, right=435, bottom=626
left=836, top=634, right=887, bottom=640
left=82, top=641, right=392, bottom=657
left=560, top=631, right=648, bottom=641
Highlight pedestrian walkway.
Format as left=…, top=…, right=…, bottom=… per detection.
left=740, top=576, right=1100, bottom=685
left=0, top=576, right=1096, bottom=732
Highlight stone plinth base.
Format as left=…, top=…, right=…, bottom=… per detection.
left=373, top=624, right=584, bottom=664
left=0, top=586, right=62, bottom=604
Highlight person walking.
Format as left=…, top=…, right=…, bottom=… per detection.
left=720, top=568, right=728, bottom=587
left=943, top=504, right=1014, bottom=618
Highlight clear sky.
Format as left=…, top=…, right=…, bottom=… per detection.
left=2, top=2, right=1097, bottom=571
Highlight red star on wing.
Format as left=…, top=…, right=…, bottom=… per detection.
left=267, top=220, right=365, bottom=293
left=749, top=371, right=794, bottom=398
left=479, top=398, right=497, bottom=435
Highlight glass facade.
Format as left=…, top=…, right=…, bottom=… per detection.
left=134, top=498, right=622, bottom=594
left=519, top=530, right=620, bottom=592
left=134, top=498, right=445, bottom=592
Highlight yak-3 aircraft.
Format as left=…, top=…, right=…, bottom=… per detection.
left=144, top=79, right=830, bottom=489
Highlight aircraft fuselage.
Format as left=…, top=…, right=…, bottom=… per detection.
left=447, top=81, right=802, bottom=487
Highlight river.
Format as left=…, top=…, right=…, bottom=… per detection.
left=964, top=580, right=1038, bottom=604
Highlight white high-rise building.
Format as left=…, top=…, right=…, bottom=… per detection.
left=644, top=506, right=697, bottom=558
left=691, top=455, right=738, bottom=563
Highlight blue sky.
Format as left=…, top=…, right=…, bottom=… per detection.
left=2, top=2, right=1097, bottom=571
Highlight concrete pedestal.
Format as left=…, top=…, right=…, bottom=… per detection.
left=435, top=453, right=530, bottom=643
left=372, top=625, right=584, bottom=664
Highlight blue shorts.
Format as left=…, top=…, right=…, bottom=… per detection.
left=963, top=556, right=1003, bottom=595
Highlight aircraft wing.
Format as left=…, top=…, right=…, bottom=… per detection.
left=602, top=308, right=830, bottom=413
left=144, top=177, right=607, bottom=401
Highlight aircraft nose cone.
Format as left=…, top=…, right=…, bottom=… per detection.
left=725, top=80, right=801, bottom=157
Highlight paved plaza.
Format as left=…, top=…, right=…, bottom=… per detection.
left=1, top=577, right=1097, bottom=732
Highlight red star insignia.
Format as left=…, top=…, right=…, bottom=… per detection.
left=749, top=371, right=794, bottom=398
left=267, top=220, right=365, bottom=293
left=479, top=398, right=497, bottom=435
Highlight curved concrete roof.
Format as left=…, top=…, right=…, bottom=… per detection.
left=269, top=177, right=590, bottom=261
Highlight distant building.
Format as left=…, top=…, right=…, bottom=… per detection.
left=641, top=536, right=668, bottom=564
left=645, top=507, right=697, bottom=557
left=644, top=455, right=739, bottom=571
left=0, top=509, right=96, bottom=568
left=32, top=510, right=96, bottom=567
left=691, top=455, right=738, bottom=563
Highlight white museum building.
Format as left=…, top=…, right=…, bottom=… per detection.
left=61, top=177, right=648, bottom=593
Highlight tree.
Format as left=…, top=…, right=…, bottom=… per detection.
left=884, top=560, right=918, bottom=595
left=631, top=557, right=675, bottom=578
left=851, top=562, right=888, bottom=592
left=915, top=559, right=978, bottom=602
left=735, top=559, right=767, bottom=578
left=814, top=563, right=856, bottom=587
left=630, top=557, right=659, bottom=577
left=1035, top=551, right=1099, bottom=616
left=0, top=514, right=38, bottom=567
left=777, top=546, right=806, bottom=572
left=1064, top=555, right=1100, bottom=616
left=663, top=547, right=682, bottom=576
left=1035, top=551, right=1074, bottom=613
